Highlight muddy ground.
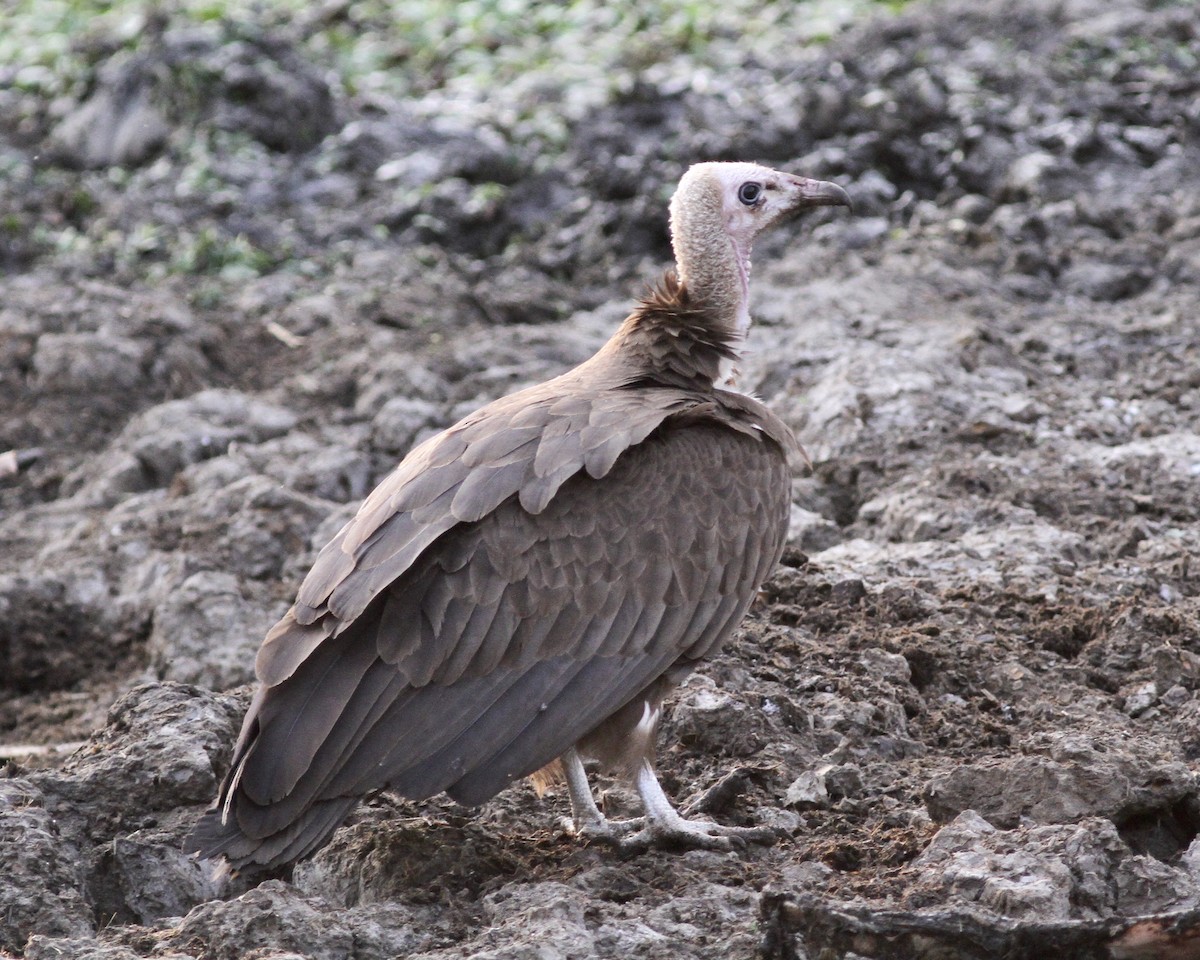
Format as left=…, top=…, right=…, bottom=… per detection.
left=1, top=0, right=1198, bottom=957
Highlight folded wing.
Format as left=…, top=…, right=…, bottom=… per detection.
left=188, top=396, right=791, bottom=870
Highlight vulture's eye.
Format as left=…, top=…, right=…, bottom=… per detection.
left=738, top=182, right=762, bottom=205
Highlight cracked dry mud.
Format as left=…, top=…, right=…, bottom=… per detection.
left=1, top=0, right=1198, bottom=957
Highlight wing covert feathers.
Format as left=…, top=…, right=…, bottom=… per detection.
left=192, top=369, right=793, bottom=870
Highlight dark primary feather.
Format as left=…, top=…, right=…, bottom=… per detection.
left=186, top=280, right=797, bottom=871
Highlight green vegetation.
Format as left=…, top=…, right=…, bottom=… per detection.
left=0, top=0, right=910, bottom=104
left=311, top=0, right=865, bottom=98
left=168, top=227, right=276, bottom=279
left=0, top=0, right=910, bottom=283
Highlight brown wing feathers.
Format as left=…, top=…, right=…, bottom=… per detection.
left=256, top=384, right=700, bottom=691
left=190, top=414, right=789, bottom=868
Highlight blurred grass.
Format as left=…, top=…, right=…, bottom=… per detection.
left=0, top=0, right=909, bottom=280
left=0, top=0, right=911, bottom=105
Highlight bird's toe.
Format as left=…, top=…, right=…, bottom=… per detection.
left=569, top=814, right=646, bottom=847
left=624, top=817, right=779, bottom=853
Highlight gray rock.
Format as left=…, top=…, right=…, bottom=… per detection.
left=48, top=58, right=169, bottom=168
left=0, top=574, right=122, bottom=693
left=788, top=505, right=842, bottom=552
left=809, top=690, right=910, bottom=743
left=362, top=109, right=519, bottom=189
left=1004, top=151, right=1059, bottom=198
left=66, top=389, right=298, bottom=501
left=1061, top=261, right=1151, bottom=301
left=669, top=676, right=768, bottom=759
left=353, top=355, right=451, bottom=420
left=1122, top=125, right=1171, bottom=158
left=913, top=811, right=1088, bottom=919
left=1123, top=681, right=1159, bottom=718
left=186, top=473, right=336, bottom=580
left=161, top=882, right=436, bottom=960
left=292, top=808, right=530, bottom=916
left=785, top=763, right=864, bottom=809
left=785, top=769, right=830, bottom=809
left=1165, top=238, right=1200, bottom=284
left=147, top=570, right=275, bottom=690
left=31, top=683, right=245, bottom=849
left=91, top=824, right=223, bottom=925
left=950, top=193, right=996, bottom=225
left=859, top=649, right=912, bottom=686
left=160, top=881, right=356, bottom=960
left=349, top=247, right=481, bottom=331
left=278, top=292, right=337, bottom=336
left=478, top=262, right=570, bottom=325
left=250, top=433, right=375, bottom=503
left=914, top=810, right=1200, bottom=921
left=923, top=738, right=1194, bottom=828
left=206, top=36, right=339, bottom=152
left=0, top=779, right=93, bottom=952
left=837, top=216, right=891, bottom=250
left=371, top=396, right=443, bottom=457
left=824, top=764, right=865, bottom=801
left=24, top=938, right=193, bottom=960
left=846, top=170, right=898, bottom=215
left=32, top=333, right=149, bottom=393
left=408, top=882, right=598, bottom=960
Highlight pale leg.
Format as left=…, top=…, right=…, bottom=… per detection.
left=563, top=750, right=776, bottom=852
left=624, top=759, right=777, bottom=852
left=561, top=747, right=642, bottom=841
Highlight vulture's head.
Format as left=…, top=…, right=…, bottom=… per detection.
left=671, top=161, right=851, bottom=249
left=667, top=161, right=851, bottom=337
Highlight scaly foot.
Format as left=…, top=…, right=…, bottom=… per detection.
left=561, top=750, right=777, bottom=852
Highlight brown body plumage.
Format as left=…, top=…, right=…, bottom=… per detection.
left=187, top=162, right=849, bottom=869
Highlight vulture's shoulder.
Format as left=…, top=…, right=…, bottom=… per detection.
left=708, top=388, right=806, bottom=466
left=259, top=374, right=783, bottom=686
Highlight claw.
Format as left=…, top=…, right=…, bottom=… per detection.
left=559, top=748, right=776, bottom=854
left=589, top=813, right=778, bottom=854
left=567, top=813, right=645, bottom=846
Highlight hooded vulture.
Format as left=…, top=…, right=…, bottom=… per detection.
left=187, top=161, right=851, bottom=870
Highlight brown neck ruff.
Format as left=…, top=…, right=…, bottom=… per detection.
left=607, top=272, right=738, bottom=389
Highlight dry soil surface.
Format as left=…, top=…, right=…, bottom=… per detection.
left=1, top=0, right=1199, bottom=958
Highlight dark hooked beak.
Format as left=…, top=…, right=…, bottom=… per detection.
left=794, top=177, right=853, bottom=212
